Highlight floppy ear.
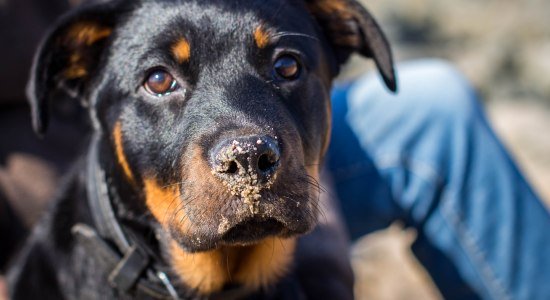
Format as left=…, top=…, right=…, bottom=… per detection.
left=27, top=1, right=124, bottom=135
left=306, top=0, right=397, bottom=92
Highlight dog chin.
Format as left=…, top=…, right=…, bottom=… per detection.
left=172, top=216, right=314, bottom=253
left=219, top=217, right=301, bottom=246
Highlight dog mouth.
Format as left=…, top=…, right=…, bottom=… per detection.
left=220, top=218, right=287, bottom=245
left=173, top=147, right=318, bottom=251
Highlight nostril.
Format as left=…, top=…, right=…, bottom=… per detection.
left=216, top=160, right=239, bottom=174
left=258, top=153, right=278, bottom=172
left=227, top=161, right=239, bottom=174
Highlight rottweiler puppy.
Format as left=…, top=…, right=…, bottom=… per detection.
left=8, top=0, right=396, bottom=299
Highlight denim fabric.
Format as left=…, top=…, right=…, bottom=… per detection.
left=327, top=59, right=550, bottom=300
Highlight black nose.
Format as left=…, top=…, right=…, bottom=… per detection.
left=211, top=135, right=280, bottom=184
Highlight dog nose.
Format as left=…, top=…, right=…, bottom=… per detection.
left=212, top=136, right=280, bottom=184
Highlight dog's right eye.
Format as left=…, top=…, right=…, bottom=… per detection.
left=144, top=70, right=180, bottom=96
left=273, top=55, right=300, bottom=80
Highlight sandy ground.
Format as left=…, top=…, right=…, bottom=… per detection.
left=352, top=100, right=550, bottom=299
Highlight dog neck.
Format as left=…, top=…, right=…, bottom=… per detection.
left=168, top=237, right=296, bottom=295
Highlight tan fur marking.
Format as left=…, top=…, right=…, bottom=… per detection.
left=62, top=22, right=112, bottom=79
left=64, top=65, right=88, bottom=79
left=169, top=237, right=296, bottom=294
left=321, top=102, right=333, bottom=157
left=172, top=38, right=191, bottom=63
left=306, top=164, right=321, bottom=185
left=170, top=241, right=229, bottom=294
left=306, top=164, right=319, bottom=177
left=143, top=179, right=189, bottom=231
left=234, top=237, right=297, bottom=290
left=64, top=53, right=87, bottom=78
left=113, top=122, right=135, bottom=182
left=254, top=25, right=271, bottom=49
left=66, top=22, right=112, bottom=46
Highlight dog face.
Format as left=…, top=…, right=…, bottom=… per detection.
left=28, top=0, right=394, bottom=293
left=103, top=1, right=338, bottom=252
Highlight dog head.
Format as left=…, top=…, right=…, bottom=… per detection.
left=28, top=0, right=395, bottom=294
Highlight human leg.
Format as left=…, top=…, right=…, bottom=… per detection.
left=328, top=59, right=550, bottom=299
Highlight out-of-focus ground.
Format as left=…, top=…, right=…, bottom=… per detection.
left=350, top=0, right=550, bottom=299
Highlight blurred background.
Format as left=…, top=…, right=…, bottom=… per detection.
left=349, top=0, right=550, bottom=299
left=1, top=0, right=549, bottom=299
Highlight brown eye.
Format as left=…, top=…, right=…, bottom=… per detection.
left=273, top=55, right=300, bottom=80
left=144, top=70, right=179, bottom=96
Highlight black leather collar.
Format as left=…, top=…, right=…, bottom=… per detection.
left=72, top=133, right=181, bottom=299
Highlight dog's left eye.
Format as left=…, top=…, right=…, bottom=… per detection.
left=144, top=70, right=180, bottom=96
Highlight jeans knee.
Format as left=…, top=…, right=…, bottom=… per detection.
left=398, top=59, right=480, bottom=121
left=346, top=59, right=484, bottom=144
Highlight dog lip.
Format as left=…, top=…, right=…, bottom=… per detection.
left=220, top=218, right=286, bottom=245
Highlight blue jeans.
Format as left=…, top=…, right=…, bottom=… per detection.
left=327, top=59, right=550, bottom=300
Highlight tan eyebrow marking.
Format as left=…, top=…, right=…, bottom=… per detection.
left=254, top=25, right=271, bottom=49
left=172, top=37, right=191, bottom=63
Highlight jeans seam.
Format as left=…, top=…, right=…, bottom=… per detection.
left=441, top=198, right=512, bottom=300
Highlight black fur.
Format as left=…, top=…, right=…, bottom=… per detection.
left=8, top=0, right=395, bottom=299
